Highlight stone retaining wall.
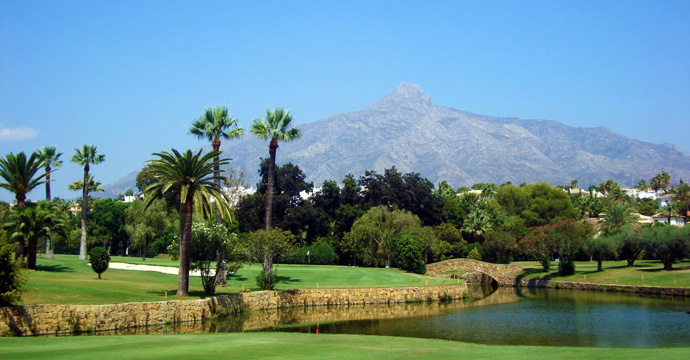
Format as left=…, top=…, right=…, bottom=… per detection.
left=0, top=283, right=467, bottom=336
left=518, top=279, right=690, bottom=296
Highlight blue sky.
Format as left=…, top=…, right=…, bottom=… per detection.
left=1, top=0, right=689, bottom=202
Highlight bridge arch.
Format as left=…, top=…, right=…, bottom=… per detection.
left=425, top=258, right=523, bottom=286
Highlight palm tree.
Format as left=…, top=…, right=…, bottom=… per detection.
left=651, top=171, right=671, bottom=196
left=36, top=146, right=63, bottom=258
left=462, top=208, right=493, bottom=242
left=71, top=145, right=105, bottom=260
left=0, top=151, right=46, bottom=261
left=601, top=203, right=635, bottom=236
left=67, top=175, right=105, bottom=193
left=0, top=152, right=45, bottom=209
left=635, top=179, right=648, bottom=192
left=660, top=171, right=671, bottom=192
left=608, top=185, right=627, bottom=203
left=598, top=179, right=617, bottom=195
left=35, top=146, right=63, bottom=201
left=250, top=108, right=301, bottom=229
left=143, top=149, right=231, bottom=296
left=672, top=182, right=690, bottom=216
left=188, top=106, right=243, bottom=224
left=1, top=202, right=68, bottom=269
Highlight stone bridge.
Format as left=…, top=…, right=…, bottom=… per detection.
left=426, top=258, right=524, bottom=286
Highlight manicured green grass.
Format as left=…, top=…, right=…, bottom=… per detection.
left=20, top=254, right=458, bottom=305
left=1, top=333, right=686, bottom=360
left=514, top=260, right=690, bottom=287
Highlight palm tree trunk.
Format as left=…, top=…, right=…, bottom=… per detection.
left=14, top=194, right=26, bottom=264
left=211, top=140, right=228, bottom=286
left=45, top=233, right=53, bottom=259
left=264, top=139, right=278, bottom=230
left=212, top=139, right=223, bottom=225
left=45, top=166, right=54, bottom=259
left=46, top=166, right=51, bottom=201
left=27, top=240, right=37, bottom=269
left=79, top=164, right=89, bottom=260
left=178, top=194, right=194, bottom=297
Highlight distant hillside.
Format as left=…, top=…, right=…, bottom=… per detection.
left=105, top=83, right=690, bottom=194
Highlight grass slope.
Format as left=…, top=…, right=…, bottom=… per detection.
left=514, top=260, right=690, bottom=287
left=1, top=333, right=686, bottom=360
left=20, top=255, right=458, bottom=305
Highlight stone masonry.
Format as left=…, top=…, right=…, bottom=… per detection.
left=425, top=258, right=523, bottom=284
left=0, top=283, right=467, bottom=336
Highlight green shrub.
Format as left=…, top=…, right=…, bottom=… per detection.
left=467, top=247, right=482, bottom=261
left=89, top=247, right=110, bottom=279
left=169, top=222, right=244, bottom=295
left=283, top=244, right=337, bottom=265
left=390, top=233, right=425, bottom=274
left=0, top=230, right=26, bottom=306
left=257, top=269, right=278, bottom=290
left=557, top=259, right=575, bottom=275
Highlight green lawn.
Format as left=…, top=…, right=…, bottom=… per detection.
left=19, top=254, right=458, bottom=305
left=513, top=260, right=690, bottom=287
left=1, top=333, right=686, bottom=360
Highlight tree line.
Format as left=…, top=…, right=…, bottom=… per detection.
left=2, top=104, right=690, bottom=304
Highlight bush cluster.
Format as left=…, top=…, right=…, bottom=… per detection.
left=256, top=269, right=278, bottom=290
left=390, top=233, right=425, bottom=274
left=283, top=244, right=337, bottom=265
left=0, top=230, right=26, bottom=306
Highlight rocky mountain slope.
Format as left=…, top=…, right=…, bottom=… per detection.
left=106, top=83, right=690, bottom=193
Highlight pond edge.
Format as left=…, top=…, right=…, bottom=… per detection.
left=0, top=283, right=468, bottom=336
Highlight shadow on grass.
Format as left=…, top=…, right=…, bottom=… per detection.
left=228, top=274, right=248, bottom=282
left=276, top=275, right=301, bottom=284
left=604, top=264, right=633, bottom=270
left=515, top=268, right=555, bottom=282
left=35, top=264, right=74, bottom=273
left=640, top=266, right=690, bottom=273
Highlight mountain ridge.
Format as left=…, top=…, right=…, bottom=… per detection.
left=104, top=83, right=690, bottom=194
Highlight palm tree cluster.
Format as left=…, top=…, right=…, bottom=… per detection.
left=1, top=202, right=69, bottom=268
left=0, top=144, right=108, bottom=266
left=651, top=171, right=671, bottom=194
left=0, top=151, right=47, bottom=264
left=1, top=104, right=302, bottom=297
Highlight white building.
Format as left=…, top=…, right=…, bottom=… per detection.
left=651, top=213, right=685, bottom=227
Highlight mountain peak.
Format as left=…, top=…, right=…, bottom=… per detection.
left=366, top=82, right=432, bottom=111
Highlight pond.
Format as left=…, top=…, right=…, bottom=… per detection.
left=103, top=285, right=690, bottom=348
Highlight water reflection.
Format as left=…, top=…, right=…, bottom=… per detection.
left=85, top=285, right=690, bottom=347
left=268, top=287, right=689, bottom=348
